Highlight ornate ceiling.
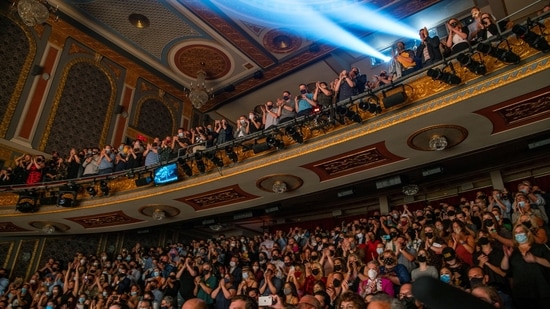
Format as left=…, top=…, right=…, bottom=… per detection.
left=50, top=0, right=442, bottom=111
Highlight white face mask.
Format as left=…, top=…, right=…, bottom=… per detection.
left=367, top=269, right=378, bottom=280
left=376, top=248, right=384, bottom=255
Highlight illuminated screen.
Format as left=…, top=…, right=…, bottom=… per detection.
left=153, top=163, right=179, bottom=185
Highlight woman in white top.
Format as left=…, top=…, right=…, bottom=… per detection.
left=446, top=18, right=470, bottom=54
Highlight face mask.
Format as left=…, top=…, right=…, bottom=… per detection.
left=334, top=265, right=342, bottom=272
left=520, top=188, right=529, bottom=194
left=311, top=269, right=321, bottom=276
left=283, top=95, right=289, bottom=101
left=440, top=274, right=451, bottom=283
left=283, top=288, right=292, bottom=295
left=178, top=132, right=184, bottom=138
left=46, top=306, right=54, bottom=309
left=252, top=266, right=259, bottom=272
left=332, top=278, right=341, bottom=288
left=515, top=233, right=528, bottom=244
left=310, top=255, right=318, bottom=261
left=21, top=288, right=27, bottom=294
left=93, top=262, right=99, bottom=267
left=376, top=248, right=384, bottom=255
left=447, top=211, right=455, bottom=216
left=30, top=280, right=36, bottom=284
left=153, top=271, right=159, bottom=277
left=390, top=232, right=398, bottom=238
left=161, top=307, right=168, bottom=309
left=202, top=269, right=210, bottom=276
left=126, top=256, right=132, bottom=261
left=102, top=256, right=107, bottom=261
left=229, top=261, right=236, bottom=267
left=483, top=219, right=494, bottom=227
left=79, top=298, right=85, bottom=304
left=416, top=255, right=427, bottom=263
left=300, top=89, right=307, bottom=94
left=242, top=272, right=249, bottom=280
left=103, top=291, right=108, bottom=297
left=356, top=233, right=363, bottom=239
left=224, top=278, right=230, bottom=283
left=494, top=215, right=500, bottom=221
left=383, top=257, right=395, bottom=265
left=117, top=256, right=122, bottom=260
left=367, top=269, right=377, bottom=280
left=402, top=297, right=417, bottom=309
left=453, top=228, right=461, bottom=234
left=425, top=232, right=434, bottom=239
left=518, top=201, right=526, bottom=208
left=478, top=237, right=489, bottom=246
left=130, top=291, right=137, bottom=296
left=284, top=262, right=292, bottom=267
left=469, top=277, right=484, bottom=288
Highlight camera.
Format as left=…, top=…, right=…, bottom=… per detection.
left=259, top=296, right=273, bottom=306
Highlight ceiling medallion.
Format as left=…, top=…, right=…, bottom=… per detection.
left=407, top=125, right=468, bottom=151
left=139, top=205, right=180, bottom=221
left=263, top=29, right=302, bottom=54
left=256, top=174, right=303, bottom=193
left=30, top=221, right=70, bottom=234
left=129, top=13, right=150, bottom=29
left=173, top=44, right=231, bottom=79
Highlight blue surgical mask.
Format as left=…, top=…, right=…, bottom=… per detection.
left=518, top=201, right=526, bottom=208
left=21, top=288, right=27, bottom=294
left=46, top=306, right=54, bottom=309
left=440, top=274, right=451, bottom=283
left=242, top=272, right=249, bottom=280
left=515, top=233, right=528, bottom=244
left=79, top=297, right=85, bottom=304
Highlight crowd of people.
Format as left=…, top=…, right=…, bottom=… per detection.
left=1, top=179, right=549, bottom=309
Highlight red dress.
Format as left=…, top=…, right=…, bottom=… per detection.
left=26, top=164, right=42, bottom=184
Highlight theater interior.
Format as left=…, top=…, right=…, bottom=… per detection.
left=1, top=0, right=550, bottom=279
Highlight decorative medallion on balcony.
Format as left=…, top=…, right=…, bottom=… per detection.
left=176, top=184, right=259, bottom=210
left=475, top=85, right=550, bottom=134
left=67, top=210, right=142, bottom=229
left=301, top=141, right=405, bottom=182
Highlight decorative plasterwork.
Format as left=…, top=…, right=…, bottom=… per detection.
left=301, top=141, right=406, bottom=182
left=256, top=174, right=304, bottom=193
left=67, top=210, right=142, bottom=229
left=474, top=85, right=550, bottom=134
left=176, top=184, right=260, bottom=210
left=172, top=44, right=231, bottom=79
left=0, top=222, right=30, bottom=233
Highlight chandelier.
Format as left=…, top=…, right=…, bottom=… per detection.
left=429, top=135, right=448, bottom=151
left=42, top=224, right=55, bottom=234
left=152, top=209, right=166, bottom=221
left=272, top=180, right=288, bottom=194
left=15, top=0, right=58, bottom=27
left=402, top=184, right=419, bottom=196
left=187, top=68, right=213, bottom=109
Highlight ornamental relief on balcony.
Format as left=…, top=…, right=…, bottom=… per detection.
left=67, top=210, right=142, bottom=229
left=177, top=184, right=259, bottom=210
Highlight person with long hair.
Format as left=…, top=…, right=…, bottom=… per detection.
left=445, top=18, right=470, bottom=54
left=448, top=219, right=475, bottom=266
left=281, top=281, right=299, bottom=306
left=500, top=224, right=550, bottom=308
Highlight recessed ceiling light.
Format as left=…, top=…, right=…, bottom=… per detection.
left=129, top=13, right=150, bottom=29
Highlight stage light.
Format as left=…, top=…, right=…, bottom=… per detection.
left=336, top=106, right=362, bottom=123
left=427, top=67, right=461, bottom=85
left=194, top=152, right=206, bottom=173
left=285, top=125, right=304, bottom=143
left=177, top=158, right=194, bottom=176
left=206, top=151, right=224, bottom=168
left=266, top=135, right=284, bottom=150
left=381, top=85, right=408, bottom=109
left=99, top=180, right=110, bottom=196
left=57, top=185, right=79, bottom=207
left=87, top=185, right=97, bottom=197
left=456, top=53, right=486, bottom=75
left=357, top=94, right=382, bottom=114
left=476, top=42, right=520, bottom=64
left=225, top=146, right=238, bottom=163
left=512, top=24, right=550, bottom=52
left=16, top=190, right=39, bottom=213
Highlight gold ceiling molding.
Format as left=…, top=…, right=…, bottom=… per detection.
left=407, top=125, right=468, bottom=151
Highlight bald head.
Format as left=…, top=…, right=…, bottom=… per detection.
left=181, top=298, right=207, bottom=309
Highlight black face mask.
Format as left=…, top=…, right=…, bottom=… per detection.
left=383, top=257, right=395, bottom=265
left=332, top=279, right=341, bottom=288
left=447, top=211, right=455, bottom=216
left=390, top=232, right=398, bottom=238
left=483, top=219, right=494, bottom=227
left=425, top=232, right=434, bottom=239
left=469, top=277, right=484, bottom=289
left=402, top=297, right=418, bottom=309
left=310, top=255, right=318, bottom=261
left=202, top=269, right=210, bottom=276
left=416, top=255, right=427, bottom=263
left=311, top=269, right=321, bottom=276
left=477, top=237, right=490, bottom=246
left=333, top=265, right=342, bottom=272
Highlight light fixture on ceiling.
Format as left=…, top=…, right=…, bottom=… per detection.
left=42, top=224, right=55, bottom=234
left=209, top=223, right=223, bottom=231
left=152, top=209, right=166, bottom=221
left=402, top=184, right=419, bottom=196
left=16, top=190, right=39, bottom=213
left=429, top=135, right=448, bottom=151
left=129, top=13, right=150, bottom=29
left=272, top=180, right=287, bottom=193
left=16, top=0, right=58, bottom=27
left=187, top=63, right=213, bottom=109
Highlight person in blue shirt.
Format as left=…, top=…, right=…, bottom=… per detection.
left=294, top=83, right=317, bottom=117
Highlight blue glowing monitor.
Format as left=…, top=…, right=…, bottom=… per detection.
left=153, top=163, right=179, bottom=185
